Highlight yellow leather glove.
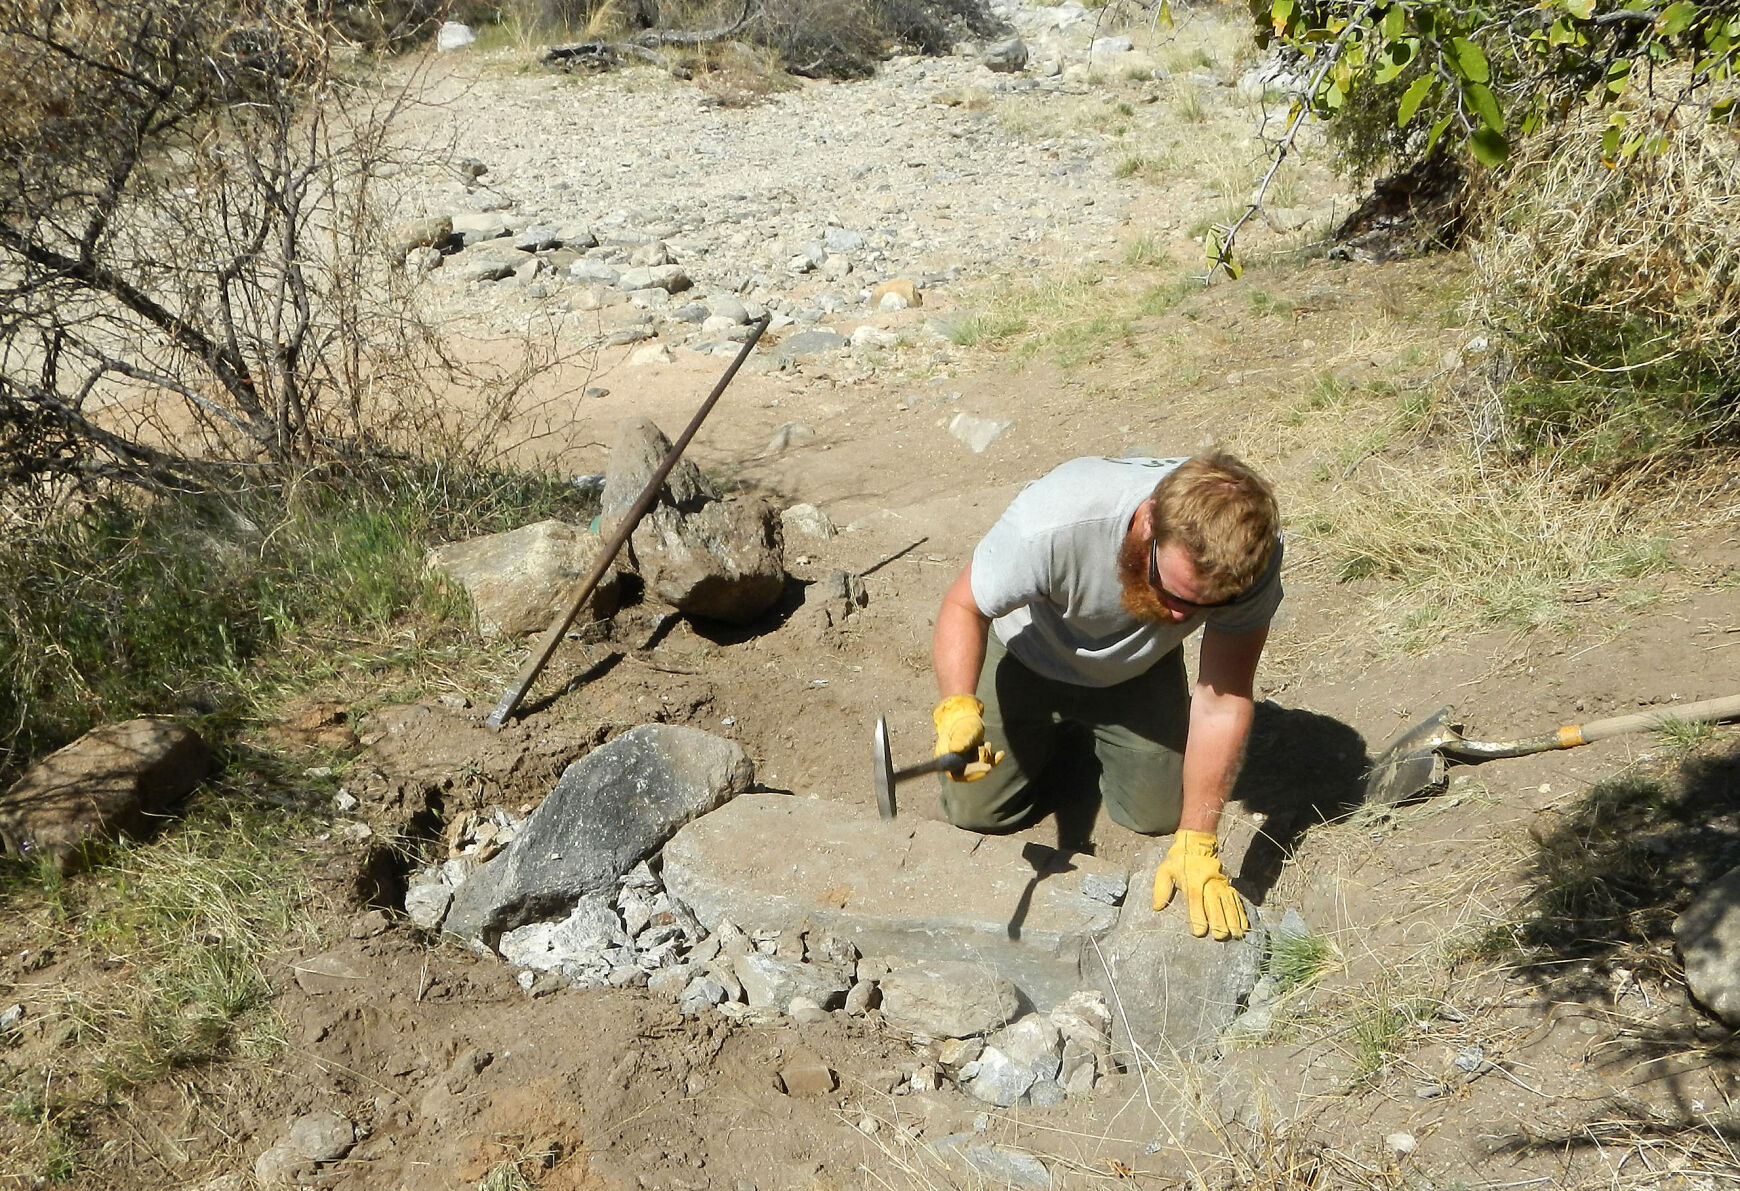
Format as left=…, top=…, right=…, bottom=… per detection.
left=932, top=695, right=1005, bottom=782
left=1152, top=830, right=1248, bottom=940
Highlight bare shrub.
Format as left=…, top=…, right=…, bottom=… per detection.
left=0, top=0, right=478, bottom=513
left=1467, top=75, right=1740, bottom=471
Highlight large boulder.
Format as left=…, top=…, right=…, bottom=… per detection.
left=444, top=725, right=753, bottom=947
left=1081, top=841, right=1267, bottom=1059
left=0, top=718, right=209, bottom=872
left=425, top=519, right=620, bottom=637
left=1675, top=865, right=1740, bottom=1027
left=601, top=417, right=786, bottom=625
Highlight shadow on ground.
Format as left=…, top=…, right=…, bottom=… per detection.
left=1479, top=737, right=1740, bottom=1154
left=1232, top=700, right=1370, bottom=903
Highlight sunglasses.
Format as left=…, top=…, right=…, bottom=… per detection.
left=1149, top=538, right=1247, bottom=612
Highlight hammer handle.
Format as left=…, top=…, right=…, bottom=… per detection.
left=892, top=751, right=974, bottom=783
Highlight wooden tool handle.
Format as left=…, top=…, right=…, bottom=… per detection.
left=1564, top=693, right=1740, bottom=746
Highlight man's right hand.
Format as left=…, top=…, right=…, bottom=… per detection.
left=932, top=695, right=1004, bottom=781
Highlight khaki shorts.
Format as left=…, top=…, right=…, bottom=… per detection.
left=941, top=634, right=1189, bottom=836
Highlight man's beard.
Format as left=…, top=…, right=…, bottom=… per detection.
left=1117, top=530, right=1170, bottom=624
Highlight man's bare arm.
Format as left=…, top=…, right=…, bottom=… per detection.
left=1177, top=624, right=1268, bottom=834
left=933, top=564, right=991, bottom=697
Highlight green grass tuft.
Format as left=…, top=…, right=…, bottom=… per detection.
left=1267, top=928, right=1337, bottom=994
left=0, top=463, right=592, bottom=783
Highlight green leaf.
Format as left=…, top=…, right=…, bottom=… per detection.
left=1271, top=0, right=1295, bottom=34
left=1470, top=128, right=1509, bottom=167
left=1382, top=3, right=1404, bottom=41
left=1600, top=123, right=1621, bottom=159
left=1658, top=2, right=1698, bottom=37
left=1452, top=37, right=1491, bottom=83
left=1607, top=58, right=1632, bottom=96
left=1563, top=0, right=1594, bottom=19
left=1424, top=113, right=1454, bottom=153
left=1375, top=43, right=1412, bottom=84
left=1465, top=81, right=1504, bottom=132
left=1397, top=75, right=1433, bottom=125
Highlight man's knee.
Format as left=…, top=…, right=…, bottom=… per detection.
left=1104, top=794, right=1182, bottom=836
left=1099, top=760, right=1183, bottom=835
left=941, top=774, right=1032, bottom=834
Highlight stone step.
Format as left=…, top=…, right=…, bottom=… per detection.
left=662, top=792, right=1127, bottom=1010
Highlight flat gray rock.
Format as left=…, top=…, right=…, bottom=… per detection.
left=880, top=960, right=1022, bottom=1038
left=776, top=329, right=847, bottom=357
left=662, top=793, right=1123, bottom=1009
left=732, top=952, right=851, bottom=1011
left=935, top=1136, right=1052, bottom=1189
left=445, top=726, right=753, bottom=946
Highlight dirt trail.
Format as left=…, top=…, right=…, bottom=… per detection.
left=5, top=7, right=1740, bottom=1190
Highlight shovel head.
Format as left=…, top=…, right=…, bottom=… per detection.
left=1363, top=708, right=1461, bottom=807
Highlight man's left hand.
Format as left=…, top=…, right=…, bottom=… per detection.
left=1152, top=830, right=1248, bottom=940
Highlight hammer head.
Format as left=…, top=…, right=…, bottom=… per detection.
left=873, top=714, right=896, bottom=820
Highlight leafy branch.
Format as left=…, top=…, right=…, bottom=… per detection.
left=1205, top=1, right=1740, bottom=279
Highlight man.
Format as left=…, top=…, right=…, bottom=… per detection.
left=929, top=453, right=1283, bottom=941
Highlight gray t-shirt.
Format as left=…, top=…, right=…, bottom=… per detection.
left=969, top=456, right=1283, bottom=687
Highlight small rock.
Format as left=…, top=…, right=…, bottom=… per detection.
left=936, top=1036, right=984, bottom=1068
left=780, top=503, right=836, bottom=540
left=628, top=342, right=674, bottom=367
left=291, top=954, right=367, bottom=996
left=349, top=910, right=390, bottom=940
left=844, top=979, right=878, bottom=1016
left=982, top=38, right=1028, bottom=73
left=871, top=278, right=921, bottom=310
left=1674, top=864, right=1740, bottom=1027
left=253, top=1143, right=306, bottom=1187
left=1386, top=1131, right=1417, bottom=1155
left=788, top=996, right=831, bottom=1024
left=288, top=1109, right=355, bottom=1162
left=766, top=422, right=816, bottom=452
left=404, top=882, right=453, bottom=931
left=778, top=1051, right=836, bottom=1097
left=947, top=411, right=1012, bottom=454
left=436, top=22, right=476, bottom=52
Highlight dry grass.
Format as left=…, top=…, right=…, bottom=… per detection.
left=1468, top=70, right=1740, bottom=468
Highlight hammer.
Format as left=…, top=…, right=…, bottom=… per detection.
left=873, top=714, right=972, bottom=820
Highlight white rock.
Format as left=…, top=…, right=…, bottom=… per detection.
left=437, top=22, right=477, bottom=52
left=948, top=411, right=1012, bottom=454
left=780, top=503, right=836, bottom=539
left=629, top=342, right=674, bottom=366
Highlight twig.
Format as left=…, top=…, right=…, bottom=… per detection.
left=1201, top=0, right=1385, bottom=283
left=627, top=652, right=700, bottom=675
